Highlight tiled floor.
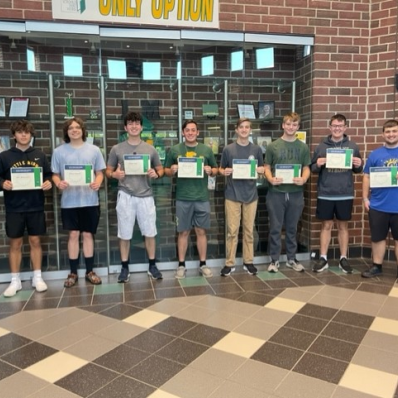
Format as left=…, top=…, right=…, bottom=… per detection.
left=0, top=259, right=398, bottom=398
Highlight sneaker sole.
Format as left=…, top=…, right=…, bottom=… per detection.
left=147, top=271, right=163, bottom=280
left=118, top=274, right=130, bottom=283
left=3, top=288, right=22, bottom=298
left=339, top=265, right=353, bottom=274
left=243, top=266, right=257, bottom=275
left=312, top=264, right=329, bottom=273
left=361, top=272, right=381, bottom=278
left=220, top=267, right=235, bottom=277
left=286, top=264, right=305, bottom=272
left=199, top=269, right=213, bottom=278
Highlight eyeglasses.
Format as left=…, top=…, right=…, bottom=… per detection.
left=330, top=124, right=346, bottom=129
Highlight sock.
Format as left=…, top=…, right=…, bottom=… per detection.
left=373, top=263, right=382, bottom=270
left=69, top=258, right=79, bottom=275
left=199, top=260, right=206, bottom=267
left=33, top=270, right=42, bottom=280
left=320, top=255, right=327, bottom=260
left=84, top=256, right=94, bottom=274
left=178, top=261, right=185, bottom=267
left=11, top=272, right=20, bottom=281
left=149, top=259, right=156, bottom=267
left=121, top=260, right=129, bottom=270
left=340, top=256, right=347, bottom=260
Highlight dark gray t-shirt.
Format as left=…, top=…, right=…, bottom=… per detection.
left=221, top=142, right=264, bottom=203
left=107, top=140, right=161, bottom=197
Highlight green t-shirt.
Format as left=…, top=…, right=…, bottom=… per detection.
left=265, top=138, right=311, bottom=193
left=165, top=142, right=218, bottom=201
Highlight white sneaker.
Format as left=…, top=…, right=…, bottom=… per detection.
left=4, top=279, right=22, bottom=297
left=175, top=266, right=186, bottom=279
left=286, top=259, right=305, bottom=272
left=199, top=265, right=213, bottom=278
left=32, top=277, right=48, bottom=293
left=268, top=261, right=280, bottom=273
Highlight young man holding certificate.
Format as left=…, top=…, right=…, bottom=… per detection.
left=165, top=120, right=218, bottom=279
left=52, top=117, right=106, bottom=287
left=107, top=112, right=164, bottom=283
left=362, top=119, right=398, bottom=278
left=311, top=114, right=363, bottom=274
left=219, top=118, right=264, bottom=276
left=264, top=112, right=311, bottom=273
left=0, top=120, right=52, bottom=297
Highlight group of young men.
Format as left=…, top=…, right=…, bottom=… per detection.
left=1, top=112, right=397, bottom=297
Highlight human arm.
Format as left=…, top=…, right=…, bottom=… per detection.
left=363, top=173, right=370, bottom=211
left=264, top=164, right=283, bottom=185
left=52, top=172, right=68, bottom=190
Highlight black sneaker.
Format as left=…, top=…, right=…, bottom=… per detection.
left=148, top=265, right=163, bottom=280
left=361, top=266, right=382, bottom=278
left=118, top=267, right=130, bottom=283
left=312, top=258, right=328, bottom=273
left=339, top=258, right=353, bottom=274
left=243, top=264, right=258, bottom=275
left=220, top=266, right=235, bottom=277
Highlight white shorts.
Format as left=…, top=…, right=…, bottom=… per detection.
left=116, top=190, right=157, bottom=239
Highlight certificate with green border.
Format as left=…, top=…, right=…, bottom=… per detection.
left=64, top=165, right=93, bottom=186
left=124, top=154, right=151, bottom=175
left=178, top=157, right=204, bottom=178
left=11, top=167, right=42, bottom=190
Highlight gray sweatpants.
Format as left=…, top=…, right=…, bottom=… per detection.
left=266, top=190, right=304, bottom=262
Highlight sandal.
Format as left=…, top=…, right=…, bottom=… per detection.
left=64, top=273, right=78, bottom=288
left=85, top=271, right=102, bottom=285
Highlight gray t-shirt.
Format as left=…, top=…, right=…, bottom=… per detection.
left=221, top=142, right=264, bottom=203
left=51, top=142, right=106, bottom=208
left=107, top=140, right=161, bottom=197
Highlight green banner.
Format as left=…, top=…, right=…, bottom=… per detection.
left=293, top=164, right=301, bottom=177
left=391, top=166, right=397, bottom=185
left=85, top=165, right=92, bottom=183
left=250, top=160, right=256, bottom=177
left=33, top=168, right=41, bottom=187
left=143, top=155, right=149, bottom=172
left=197, top=158, right=203, bottom=176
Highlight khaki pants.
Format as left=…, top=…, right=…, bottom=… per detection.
left=225, top=199, right=258, bottom=266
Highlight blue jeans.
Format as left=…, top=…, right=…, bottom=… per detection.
left=266, top=190, right=304, bottom=261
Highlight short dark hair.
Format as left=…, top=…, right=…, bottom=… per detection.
left=63, top=117, right=86, bottom=143
left=236, top=117, right=251, bottom=128
left=382, top=119, right=398, bottom=132
left=10, top=120, right=35, bottom=136
left=123, top=111, right=143, bottom=126
left=182, top=119, right=198, bottom=130
left=330, top=114, right=347, bottom=126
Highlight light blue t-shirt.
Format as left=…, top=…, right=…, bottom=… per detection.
left=51, top=142, right=106, bottom=208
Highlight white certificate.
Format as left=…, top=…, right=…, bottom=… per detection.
left=178, top=157, right=204, bottom=178
left=124, top=154, right=151, bottom=175
left=232, top=159, right=258, bottom=179
left=64, top=165, right=93, bottom=186
left=275, top=164, right=301, bottom=184
left=11, top=167, right=43, bottom=190
left=326, top=148, right=353, bottom=169
left=370, top=167, right=398, bottom=188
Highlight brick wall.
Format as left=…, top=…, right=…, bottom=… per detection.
left=1, top=0, right=397, bottom=260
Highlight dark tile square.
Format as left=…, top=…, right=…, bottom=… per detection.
left=265, top=279, right=298, bottom=289
left=23, top=298, right=60, bottom=311
left=284, top=314, right=328, bottom=334
left=154, top=287, right=186, bottom=299
left=78, top=303, right=118, bottom=314
left=59, top=295, right=94, bottom=308
left=124, top=289, right=156, bottom=302
left=206, top=282, right=244, bottom=295
left=124, top=281, right=153, bottom=292
left=298, top=303, right=338, bottom=320
left=56, top=363, right=118, bottom=397
left=268, top=327, right=316, bottom=351
left=321, top=322, right=368, bottom=344
left=94, top=344, right=149, bottom=373
left=89, top=375, right=155, bottom=398
left=357, top=283, right=392, bottom=296
left=151, top=317, right=197, bottom=337
left=290, top=277, right=324, bottom=287
left=98, top=303, right=142, bottom=320
left=156, top=338, right=208, bottom=365
left=293, top=352, right=349, bottom=384
left=129, top=299, right=159, bottom=308
left=152, top=279, right=181, bottom=289
left=2, top=342, right=57, bottom=369
left=126, top=355, right=184, bottom=387
left=237, top=280, right=270, bottom=292
left=181, top=324, right=228, bottom=346
left=92, top=293, right=124, bottom=305
left=0, top=359, right=19, bottom=380
left=251, top=341, right=303, bottom=370
left=183, top=285, right=215, bottom=296
left=333, top=310, right=374, bottom=329
left=0, top=333, right=32, bottom=356
left=237, top=291, right=275, bottom=306
left=124, top=330, right=175, bottom=354
left=62, top=285, right=95, bottom=296
left=309, top=336, right=359, bottom=362
left=0, top=302, right=27, bottom=314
